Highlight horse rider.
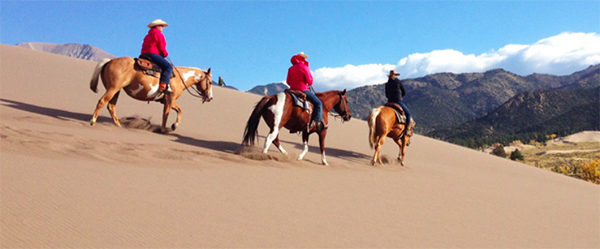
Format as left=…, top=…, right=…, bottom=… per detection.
left=141, top=19, right=173, bottom=93
left=385, top=70, right=412, bottom=128
left=286, top=52, right=326, bottom=131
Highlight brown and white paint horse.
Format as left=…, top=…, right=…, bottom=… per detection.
left=89, top=57, right=213, bottom=133
left=368, top=106, right=415, bottom=166
left=242, top=90, right=351, bottom=165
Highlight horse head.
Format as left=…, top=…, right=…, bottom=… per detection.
left=333, top=89, right=352, bottom=122
left=195, top=68, right=213, bottom=103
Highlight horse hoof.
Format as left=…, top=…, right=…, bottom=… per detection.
left=171, top=123, right=178, bottom=131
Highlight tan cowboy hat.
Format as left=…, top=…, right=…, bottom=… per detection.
left=388, top=70, right=400, bottom=77
left=148, top=19, right=168, bottom=28
left=298, top=52, right=309, bottom=59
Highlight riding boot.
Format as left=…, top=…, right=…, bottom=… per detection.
left=308, top=120, right=327, bottom=132
left=316, top=120, right=327, bottom=132
left=159, top=82, right=173, bottom=93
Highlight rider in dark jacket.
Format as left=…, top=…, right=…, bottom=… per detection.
left=385, top=70, right=412, bottom=127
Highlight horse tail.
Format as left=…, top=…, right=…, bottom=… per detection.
left=89, top=58, right=111, bottom=93
left=368, top=107, right=382, bottom=149
left=242, top=96, right=271, bottom=146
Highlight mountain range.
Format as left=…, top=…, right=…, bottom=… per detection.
left=16, top=42, right=116, bottom=62
left=247, top=82, right=289, bottom=96
left=347, top=65, right=599, bottom=146
left=14, top=42, right=600, bottom=147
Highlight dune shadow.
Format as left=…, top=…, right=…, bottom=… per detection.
left=170, top=133, right=242, bottom=154
left=254, top=134, right=371, bottom=163
left=0, top=98, right=112, bottom=124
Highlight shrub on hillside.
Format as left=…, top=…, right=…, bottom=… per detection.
left=510, top=149, right=524, bottom=161
left=554, top=155, right=600, bottom=185
left=580, top=156, right=600, bottom=184
left=491, top=144, right=507, bottom=158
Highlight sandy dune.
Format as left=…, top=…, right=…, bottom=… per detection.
left=1, top=44, right=599, bottom=248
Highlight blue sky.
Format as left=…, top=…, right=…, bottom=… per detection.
left=2, top=1, right=599, bottom=91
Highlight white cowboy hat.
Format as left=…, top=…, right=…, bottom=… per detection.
left=298, top=52, right=309, bottom=59
left=147, top=19, right=168, bottom=28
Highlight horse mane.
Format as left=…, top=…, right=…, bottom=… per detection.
left=175, top=67, right=207, bottom=76
left=315, top=90, right=341, bottom=97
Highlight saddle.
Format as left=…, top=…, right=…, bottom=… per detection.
left=285, top=89, right=312, bottom=113
left=384, top=102, right=407, bottom=124
left=135, top=55, right=175, bottom=79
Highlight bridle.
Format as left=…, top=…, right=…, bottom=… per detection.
left=331, top=91, right=351, bottom=122
left=184, top=71, right=211, bottom=99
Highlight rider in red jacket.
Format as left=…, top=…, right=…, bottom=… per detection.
left=141, top=19, right=173, bottom=93
left=286, top=53, right=313, bottom=91
left=286, top=52, right=324, bottom=131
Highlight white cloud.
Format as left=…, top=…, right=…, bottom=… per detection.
left=312, top=64, right=396, bottom=91
left=313, top=32, right=600, bottom=90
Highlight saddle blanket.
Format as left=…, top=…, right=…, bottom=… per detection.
left=384, top=102, right=407, bottom=124
left=285, top=89, right=312, bottom=112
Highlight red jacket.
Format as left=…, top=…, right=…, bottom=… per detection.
left=141, top=28, right=168, bottom=57
left=286, top=54, right=313, bottom=91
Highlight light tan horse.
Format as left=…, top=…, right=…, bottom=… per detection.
left=368, top=105, right=415, bottom=166
left=89, top=57, right=213, bottom=133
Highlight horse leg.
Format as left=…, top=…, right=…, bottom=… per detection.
left=401, top=136, right=408, bottom=166
left=272, top=136, right=288, bottom=155
left=170, top=103, right=182, bottom=131
left=297, top=131, right=310, bottom=161
left=106, top=91, right=121, bottom=127
left=91, top=88, right=121, bottom=127
left=160, top=94, right=173, bottom=133
left=372, top=135, right=385, bottom=165
left=262, top=127, right=280, bottom=153
left=318, top=130, right=328, bottom=166
left=394, top=137, right=405, bottom=166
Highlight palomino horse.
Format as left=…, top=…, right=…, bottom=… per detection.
left=368, top=105, right=415, bottom=166
left=89, top=57, right=213, bottom=133
left=242, top=90, right=351, bottom=165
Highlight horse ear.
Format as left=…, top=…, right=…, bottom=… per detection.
left=342, top=89, right=346, bottom=94
left=207, top=68, right=211, bottom=74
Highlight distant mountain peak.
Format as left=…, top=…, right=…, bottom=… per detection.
left=246, top=82, right=289, bottom=96
left=15, top=42, right=115, bottom=62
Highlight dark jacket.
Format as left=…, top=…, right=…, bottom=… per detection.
left=385, top=77, right=406, bottom=103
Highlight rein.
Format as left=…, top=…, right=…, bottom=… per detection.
left=168, top=58, right=206, bottom=99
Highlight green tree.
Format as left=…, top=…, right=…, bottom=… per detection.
left=510, top=149, right=524, bottom=161
left=467, top=138, right=477, bottom=149
left=491, top=144, right=507, bottom=158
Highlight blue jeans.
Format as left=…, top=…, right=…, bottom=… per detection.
left=398, top=101, right=412, bottom=124
left=303, top=90, right=323, bottom=122
left=141, top=53, right=173, bottom=84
